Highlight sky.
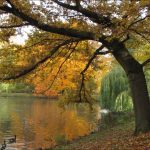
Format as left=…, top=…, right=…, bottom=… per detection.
left=9, top=26, right=33, bottom=45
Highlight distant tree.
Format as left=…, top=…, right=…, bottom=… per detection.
left=0, top=0, right=150, bottom=134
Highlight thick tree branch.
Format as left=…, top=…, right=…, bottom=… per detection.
left=0, top=5, right=96, bottom=40
left=0, top=23, right=30, bottom=28
left=75, top=0, right=81, bottom=8
left=122, top=34, right=130, bottom=43
left=52, top=0, right=112, bottom=26
left=0, top=39, right=81, bottom=80
left=142, top=58, right=150, bottom=67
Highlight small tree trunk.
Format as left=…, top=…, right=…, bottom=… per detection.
left=108, top=39, right=150, bottom=134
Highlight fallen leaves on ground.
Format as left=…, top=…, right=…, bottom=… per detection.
left=53, top=121, right=150, bottom=150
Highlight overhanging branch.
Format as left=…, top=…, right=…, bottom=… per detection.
left=42, top=42, right=78, bottom=93
left=0, top=5, right=96, bottom=40
left=0, top=39, right=81, bottom=80
left=0, top=23, right=30, bottom=28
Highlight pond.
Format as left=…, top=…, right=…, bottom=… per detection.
left=0, top=97, right=100, bottom=149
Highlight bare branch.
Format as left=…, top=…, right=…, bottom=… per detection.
left=78, top=44, right=112, bottom=102
left=142, top=58, right=150, bottom=67
left=81, top=45, right=105, bottom=74
left=79, top=72, right=85, bottom=102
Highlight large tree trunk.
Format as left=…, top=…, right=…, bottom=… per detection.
left=107, top=39, right=150, bottom=134
left=128, top=69, right=150, bottom=134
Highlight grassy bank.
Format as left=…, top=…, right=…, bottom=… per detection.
left=50, top=113, right=150, bottom=150
left=0, top=92, right=58, bottom=99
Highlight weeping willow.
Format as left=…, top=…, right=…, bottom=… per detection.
left=100, top=66, right=133, bottom=112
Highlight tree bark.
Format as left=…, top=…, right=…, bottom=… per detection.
left=108, top=39, right=150, bottom=134
left=128, top=69, right=150, bottom=134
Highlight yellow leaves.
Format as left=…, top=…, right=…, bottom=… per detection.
left=0, top=29, right=16, bottom=42
left=70, top=21, right=78, bottom=29
left=30, top=53, right=78, bottom=95
left=15, top=60, right=28, bottom=67
left=140, top=0, right=150, bottom=7
left=27, top=39, right=111, bottom=99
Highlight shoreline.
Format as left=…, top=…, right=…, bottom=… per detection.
left=51, top=120, right=134, bottom=150
left=0, top=92, right=58, bottom=99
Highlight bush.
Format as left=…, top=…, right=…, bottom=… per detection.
left=99, top=111, right=134, bottom=129
left=54, top=134, right=67, bottom=145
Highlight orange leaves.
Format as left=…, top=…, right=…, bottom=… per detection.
left=45, top=90, right=58, bottom=97
left=87, top=124, right=150, bottom=150
left=62, top=120, right=150, bottom=150
left=21, top=38, right=111, bottom=99
left=30, top=50, right=94, bottom=97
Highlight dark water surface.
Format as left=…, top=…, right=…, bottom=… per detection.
left=0, top=97, right=100, bottom=149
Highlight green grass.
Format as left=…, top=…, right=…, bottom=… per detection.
left=0, top=92, right=54, bottom=99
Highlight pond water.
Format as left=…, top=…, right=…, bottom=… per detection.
left=0, top=97, right=100, bottom=149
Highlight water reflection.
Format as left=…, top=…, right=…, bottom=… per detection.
left=0, top=97, right=100, bottom=149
